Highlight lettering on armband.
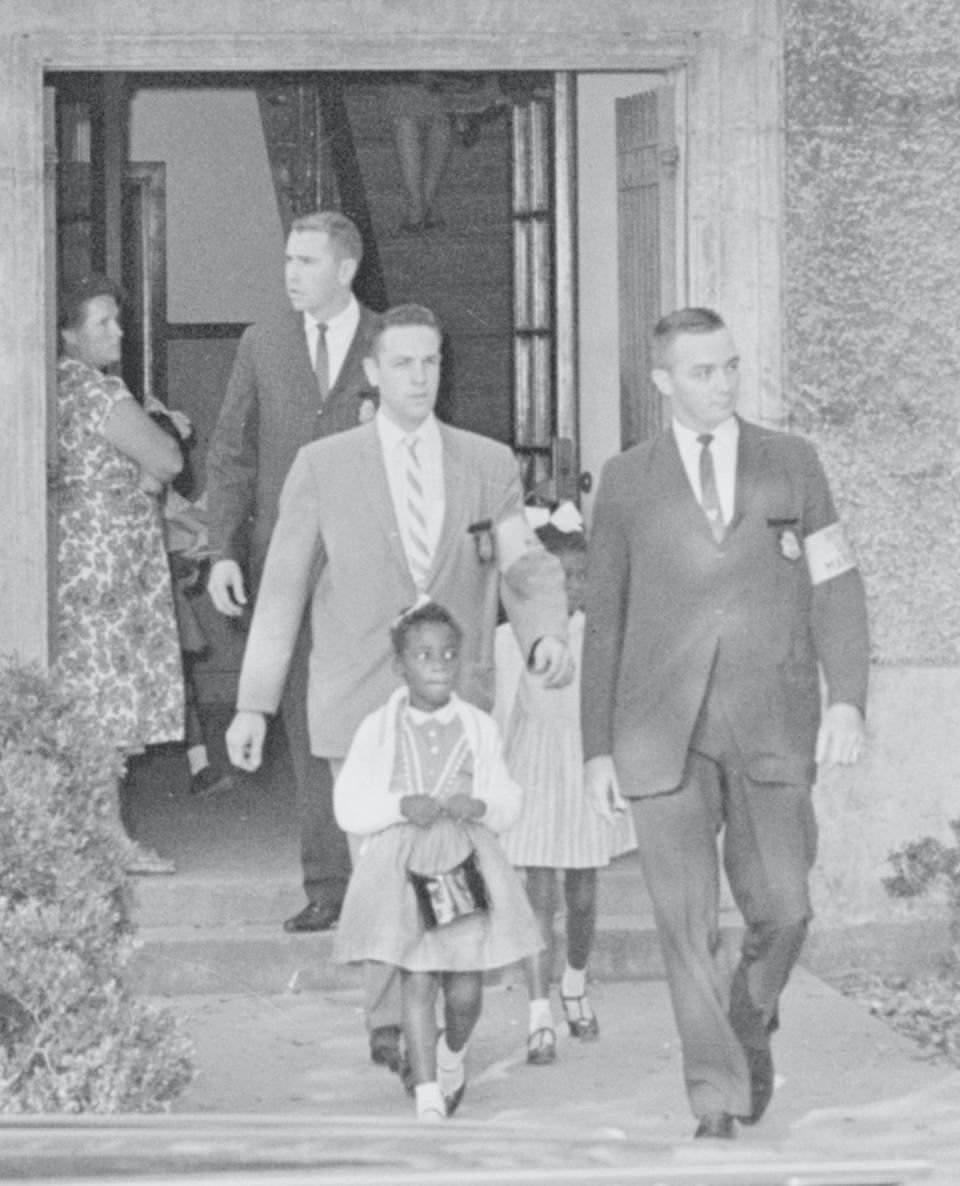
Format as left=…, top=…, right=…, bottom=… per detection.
left=804, top=522, right=858, bottom=585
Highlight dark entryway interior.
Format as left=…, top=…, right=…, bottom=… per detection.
left=122, top=713, right=299, bottom=878
left=52, top=69, right=561, bottom=866
left=50, top=69, right=558, bottom=479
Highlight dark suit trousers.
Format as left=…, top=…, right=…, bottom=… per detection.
left=628, top=676, right=817, bottom=1119
left=280, top=618, right=352, bottom=907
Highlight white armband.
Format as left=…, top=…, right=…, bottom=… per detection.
left=494, top=513, right=540, bottom=573
left=804, top=522, right=858, bottom=585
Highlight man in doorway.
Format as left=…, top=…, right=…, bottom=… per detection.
left=582, top=307, right=869, bottom=1140
left=225, top=302, right=573, bottom=1077
left=206, top=210, right=378, bottom=937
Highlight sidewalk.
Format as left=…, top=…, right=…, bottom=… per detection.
left=165, top=967, right=960, bottom=1182
left=121, top=746, right=960, bottom=1180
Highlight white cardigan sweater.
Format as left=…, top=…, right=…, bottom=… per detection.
left=333, top=687, right=522, bottom=838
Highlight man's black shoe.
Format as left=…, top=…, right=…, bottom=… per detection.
left=694, top=1112, right=736, bottom=1139
left=737, top=1038, right=774, bottom=1124
left=190, top=767, right=236, bottom=797
left=283, top=901, right=340, bottom=933
left=399, top=1054, right=417, bottom=1095
left=729, top=967, right=775, bottom=1125
left=370, top=1025, right=403, bottom=1072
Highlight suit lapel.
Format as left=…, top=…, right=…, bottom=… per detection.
left=727, top=415, right=763, bottom=537
left=277, top=309, right=324, bottom=416
left=658, top=429, right=719, bottom=542
left=429, top=424, right=467, bottom=580
left=658, top=419, right=766, bottom=543
left=329, top=304, right=375, bottom=401
left=356, top=422, right=411, bottom=578
left=353, top=419, right=469, bottom=588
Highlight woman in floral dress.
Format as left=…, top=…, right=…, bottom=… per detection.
left=56, top=273, right=186, bottom=874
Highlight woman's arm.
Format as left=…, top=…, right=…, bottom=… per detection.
left=101, top=395, right=183, bottom=485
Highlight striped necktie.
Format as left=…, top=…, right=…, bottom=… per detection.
left=698, top=433, right=725, bottom=542
left=404, top=435, right=432, bottom=589
left=313, top=323, right=329, bottom=402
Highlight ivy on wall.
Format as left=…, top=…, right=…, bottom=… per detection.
left=785, top=0, right=960, bottom=663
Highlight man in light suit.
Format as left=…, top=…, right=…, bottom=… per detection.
left=206, top=211, right=379, bottom=936
left=582, top=308, right=869, bottom=1141
left=226, top=302, right=573, bottom=1075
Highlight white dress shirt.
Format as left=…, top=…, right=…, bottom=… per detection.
left=304, top=295, right=361, bottom=391
left=672, top=415, right=739, bottom=526
left=376, top=410, right=445, bottom=571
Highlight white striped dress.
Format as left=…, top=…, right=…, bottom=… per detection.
left=494, top=612, right=637, bottom=869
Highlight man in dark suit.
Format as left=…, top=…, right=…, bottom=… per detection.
left=206, top=210, right=378, bottom=937
left=581, top=307, right=869, bottom=1141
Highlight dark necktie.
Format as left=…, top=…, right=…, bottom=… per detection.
left=314, top=323, right=329, bottom=402
left=698, top=433, right=725, bottom=542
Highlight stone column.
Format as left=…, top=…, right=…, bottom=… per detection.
left=0, top=35, right=50, bottom=666
left=687, top=1, right=786, bottom=427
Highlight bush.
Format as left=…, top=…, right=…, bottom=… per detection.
left=0, top=661, right=194, bottom=1111
left=829, top=821, right=960, bottom=1068
left=884, top=819, right=960, bottom=958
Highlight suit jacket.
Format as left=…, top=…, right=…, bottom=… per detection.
left=205, top=303, right=379, bottom=587
left=236, top=418, right=569, bottom=756
left=581, top=417, right=870, bottom=796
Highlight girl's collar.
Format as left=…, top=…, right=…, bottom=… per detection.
left=405, top=696, right=459, bottom=726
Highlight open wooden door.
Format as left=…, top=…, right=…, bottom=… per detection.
left=122, top=162, right=167, bottom=404
left=575, top=74, right=681, bottom=520
left=511, top=72, right=580, bottom=505
left=616, top=84, right=678, bottom=448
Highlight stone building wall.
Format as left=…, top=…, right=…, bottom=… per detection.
left=785, top=0, right=960, bottom=664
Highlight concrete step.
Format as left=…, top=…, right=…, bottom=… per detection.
left=129, top=857, right=659, bottom=931
left=128, top=856, right=743, bottom=996
left=129, top=913, right=745, bottom=997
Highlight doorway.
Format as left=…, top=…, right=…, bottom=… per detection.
left=46, top=66, right=686, bottom=873
left=48, top=72, right=579, bottom=485
left=575, top=72, right=683, bottom=520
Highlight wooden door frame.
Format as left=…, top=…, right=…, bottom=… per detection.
left=0, top=3, right=784, bottom=664
left=122, top=161, right=168, bottom=405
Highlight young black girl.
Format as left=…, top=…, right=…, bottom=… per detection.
left=334, top=600, right=542, bottom=1120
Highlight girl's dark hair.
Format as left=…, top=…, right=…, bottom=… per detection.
left=58, top=272, right=123, bottom=332
left=390, top=600, right=463, bottom=657
left=535, top=522, right=588, bottom=556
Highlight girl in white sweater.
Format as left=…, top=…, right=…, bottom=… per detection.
left=334, top=600, right=541, bottom=1121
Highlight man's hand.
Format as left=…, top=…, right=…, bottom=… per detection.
left=226, top=710, right=267, bottom=772
left=529, top=635, right=575, bottom=689
left=444, top=794, right=485, bottom=822
left=583, top=755, right=628, bottom=824
left=208, top=559, right=247, bottom=617
left=138, top=467, right=164, bottom=495
left=401, top=794, right=443, bottom=828
left=815, top=702, right=866, bottom=767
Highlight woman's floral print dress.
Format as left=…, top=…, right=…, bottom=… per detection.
left=55, top=357, right=184, bottom=751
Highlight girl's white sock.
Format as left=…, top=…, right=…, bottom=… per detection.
left=528, top=997, right=554, bottom=1034
left=436, top=1033, right=466, bottom=1097
left=561, top=965, right=587, bottom=999
left=415, top=1081, right=446, bottom=1121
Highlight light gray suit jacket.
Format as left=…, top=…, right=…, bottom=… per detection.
left=237, top=418, right=568, bottom=756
